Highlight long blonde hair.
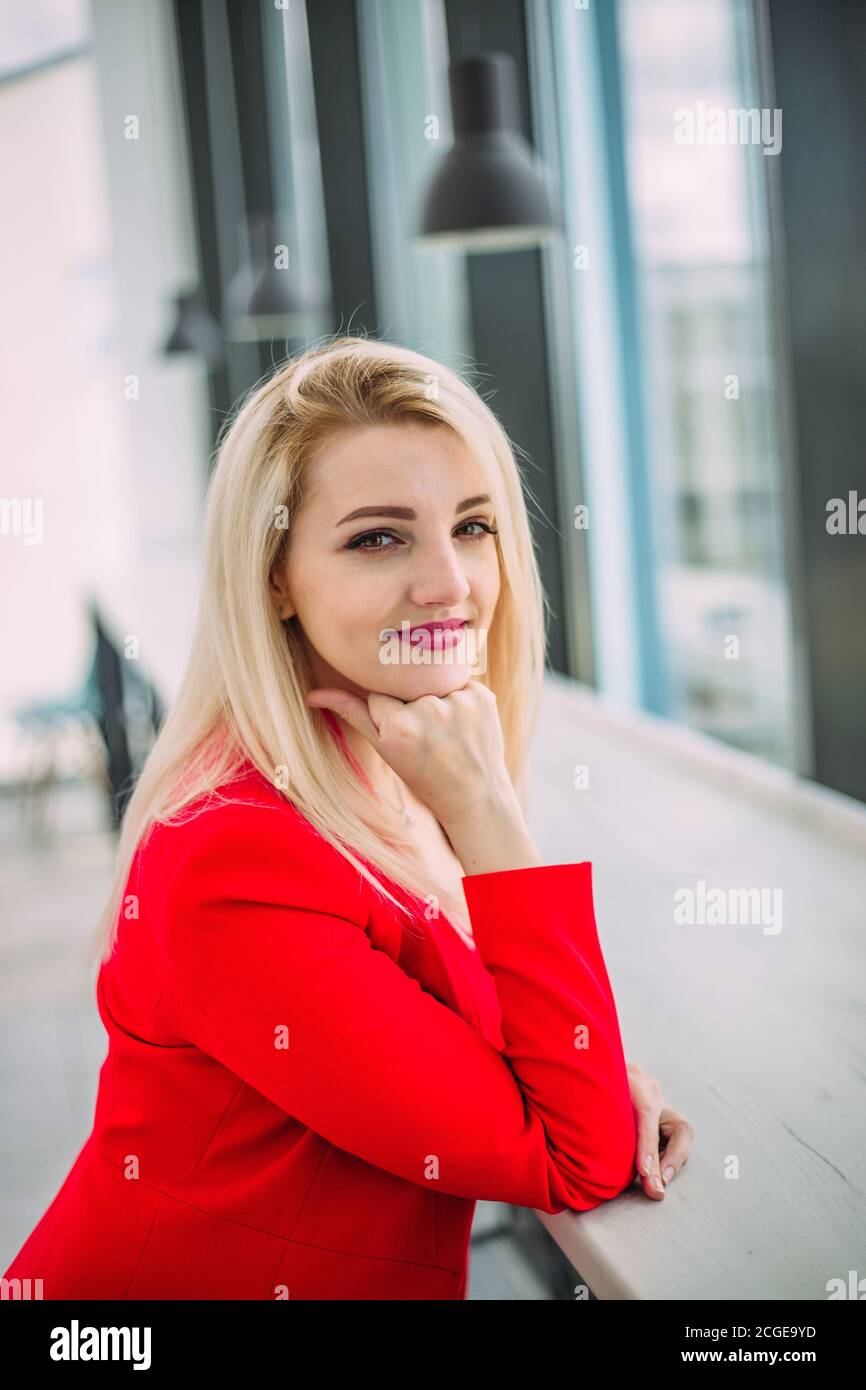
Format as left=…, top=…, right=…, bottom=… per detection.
left=88, top=335, right=549, bottom=966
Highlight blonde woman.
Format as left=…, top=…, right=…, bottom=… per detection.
left=4, top=336, right=691, bottom=1301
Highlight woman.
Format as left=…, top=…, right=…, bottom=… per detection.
left=3, top=336, right=692, bottom=1300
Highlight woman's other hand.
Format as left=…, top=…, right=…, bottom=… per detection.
left=627, top=1060, right=694, bottom=1201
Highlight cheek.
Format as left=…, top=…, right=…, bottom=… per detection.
left=292, top=556, right=396, bottom=661
left=292, top=551, right=365, bottom=618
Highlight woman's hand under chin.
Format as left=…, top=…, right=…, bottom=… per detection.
left=304, top=681, right=516, bottom=831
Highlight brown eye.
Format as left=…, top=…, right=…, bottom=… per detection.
left=456, top=520, right=498, bottom=539
left=345, top=530, right=402, bottom=552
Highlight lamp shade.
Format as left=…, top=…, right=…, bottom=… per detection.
left=161, top=288, right=224, bottom=362
left=416, top=53, right=557, bottom=252
left=224, top=213, right=328, bottom=341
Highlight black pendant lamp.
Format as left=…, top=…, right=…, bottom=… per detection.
left=162, top=287, right=224, bottom=363
left=416, top=52, right=557, bottom=252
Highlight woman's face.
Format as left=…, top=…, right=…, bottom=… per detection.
left=270, top=421, right=501, bottom=700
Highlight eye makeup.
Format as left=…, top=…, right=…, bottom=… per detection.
left=344, top=520, right=498, bottom=554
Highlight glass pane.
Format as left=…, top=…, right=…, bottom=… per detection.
left=0, top=5, right=211, bottom=745
left=356, top=0, right=472, bottom=361
left=616, top=0, right=798, bottom=766
left=262, top=0, right=332, bottom=334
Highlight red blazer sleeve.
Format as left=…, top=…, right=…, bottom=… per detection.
left=151, top=802, right=637, bottom=1215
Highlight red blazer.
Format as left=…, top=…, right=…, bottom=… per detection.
left=3, top=759, right=637, bottom=1300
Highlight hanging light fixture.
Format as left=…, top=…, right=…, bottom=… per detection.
left=161, top=287, right=224, bottom=363
left=416, top=52, right=558, bottom=252
left=224, top=212, right=328, bottom=342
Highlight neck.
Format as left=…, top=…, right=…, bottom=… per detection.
left=323, top=710, right=410, bottom=806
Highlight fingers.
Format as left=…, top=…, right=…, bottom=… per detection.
left=634, top=1119, right=666, bottom=1201
left=658, top=1110, right=695, bottom=1185
left=627, top=1061, right=666, bottom=1201
left=627, top=1060, right=694, bottom=1199
left=304, top=689, right=382, bottom=746
left=366, top=691, right=410, bottom=728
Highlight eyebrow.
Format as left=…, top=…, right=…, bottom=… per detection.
left=336, top=495, right=492, bottom=526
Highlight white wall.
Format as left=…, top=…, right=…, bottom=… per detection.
left=0, top=0, right=209, bottom=742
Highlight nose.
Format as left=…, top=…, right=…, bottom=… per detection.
left=406, top=533, right=471, bottom=609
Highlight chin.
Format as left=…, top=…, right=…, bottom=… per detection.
left=375, top=663, right=477, bottom=700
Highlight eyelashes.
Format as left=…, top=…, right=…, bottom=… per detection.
left=344, top=520, right=499, bottom=554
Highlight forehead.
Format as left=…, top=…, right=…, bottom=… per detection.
left=304, top=422, right=487, bottom=506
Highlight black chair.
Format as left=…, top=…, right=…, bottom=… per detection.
left=89, top=601, right=165, bottom=828
left=10, top=600, right=165, bottom=834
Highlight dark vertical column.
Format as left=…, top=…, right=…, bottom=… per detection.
left=173, top=0, right=278, bottom=443
left=764, top=0, right=866, bottom=802
left=225, top=0, right=279, bottom=383
left=171, top=0, right=232, bottom=448
left=442, top=0, right=568, bottom=674
left=306, top=0, right=380, bottom=337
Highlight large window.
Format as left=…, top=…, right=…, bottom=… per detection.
left=0, top=6, right=113, bottom=719
left=0, top=0, right=210, bottom=747
left=617, top=0, right=798, bottom=765
left=544, top=0, right=800, bottom=768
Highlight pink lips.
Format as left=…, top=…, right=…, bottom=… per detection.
left=402, top=619, right=467, bottom=650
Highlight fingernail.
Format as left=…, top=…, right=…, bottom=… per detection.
left=662, top=1165, right=675, bottom=1184
left=643, top=1154, right=654, bottom=1176
left=653, top=1175, right=665, bottom=1193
